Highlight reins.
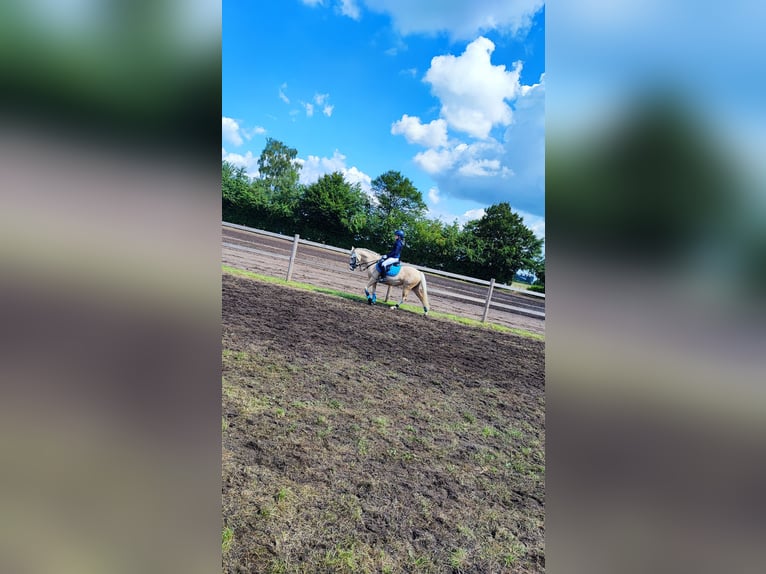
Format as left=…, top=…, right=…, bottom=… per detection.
left=357, top=260, right=377, bottom=271
left=350, top=251, right=380, bottom=272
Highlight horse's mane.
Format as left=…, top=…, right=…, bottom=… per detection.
left=353, top=247, right=380, bottom=259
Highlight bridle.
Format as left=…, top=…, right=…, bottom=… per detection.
left=349, top=251, right=377, bottom=272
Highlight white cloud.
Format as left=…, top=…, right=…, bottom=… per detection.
left=339, top=0, right=361, bottom=19
left=297, top=150, right=373, bottom=196
left=222, top=147, right=259, bottom=178
left=500, top=73, right=545, bottom=199
left=462, top=208, right=486, bottom=222
left=517, top=210, right=545, bottom=240
left=430, top=76, right=544, bottom=215
left=299, top=0, right=543, bottom=41
left=391, top=114, right=448, bottom=148
left=427, top=187, right=441, bottom=205
left=396, top=37, right=545, bottom=216
left=343, top=166, right=373, bottom=194
left=223, top=117, right=266, bottom=146
left=413, top=146, right=461, bottom=174
left=362, top=0, right=544, bottom=40
left=413, top=140, right=501, bottom=175
left=311, top=93, right=335, bottom=117
left=293, top=93, right=334, bottom=118
left=425, top=37, right=522, bottom=139
left=222, top=116, right=244, bottom=146
left=457, top=158, right=507, bottom=177
left=279, top=83, right=290, bottom=104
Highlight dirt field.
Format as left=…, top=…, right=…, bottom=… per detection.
left=222, top=272, right=545, bottom=573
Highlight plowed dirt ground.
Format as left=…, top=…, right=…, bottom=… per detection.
left=222, top=272, right=545, bottom=573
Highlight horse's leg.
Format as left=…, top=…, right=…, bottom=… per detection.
left=414, top=274, right=429, bottom=315
left=364, top=276, right=378, bottom=304
left=393, top=283, right=412, bottom=310
left=412, top=284, right=424, bottom=313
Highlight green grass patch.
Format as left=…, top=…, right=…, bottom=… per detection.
left=222, top=526, right=234, bottom=555
left=323, top=545, right=358, bottom=572
left=450, top=547, right=469, bottom=570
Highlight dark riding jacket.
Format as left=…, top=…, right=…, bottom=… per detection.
left=386, top=238, right=404, bottom=260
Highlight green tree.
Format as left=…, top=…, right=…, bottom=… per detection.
left=530, top=255, right=545, bottom=288
left=258, top=138, right=301, bottom=193
left=461, top=203, right=543, bottom=283
left=222, top=159, right=277, bottom=229
left=369, top=170, right=427, bottom=249
left=406, top=217, right=462, bottom=269
left=257, top=138, right=303, bottom=231
left=296, top=172, right=369, bottom=245
left=222, top=160, right=250, bottom=210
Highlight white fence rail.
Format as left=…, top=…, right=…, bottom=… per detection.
left=222, top=221, right=545, bottom=321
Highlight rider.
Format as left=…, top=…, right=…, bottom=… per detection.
left=378, top=229, right=405, bottom=280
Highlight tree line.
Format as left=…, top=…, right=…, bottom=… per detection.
left=223, top=138, right=544, bottom=287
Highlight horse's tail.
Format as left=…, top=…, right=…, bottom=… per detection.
left=418, top=271, right=430, bottom=314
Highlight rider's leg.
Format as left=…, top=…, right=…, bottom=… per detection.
left=379, top=257, right=398, bottom=280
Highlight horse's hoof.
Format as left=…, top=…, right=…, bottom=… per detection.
left=367, top=297, right=372, bottom=305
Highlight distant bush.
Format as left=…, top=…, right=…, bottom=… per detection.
left=527, top=284, right=545, bottom=293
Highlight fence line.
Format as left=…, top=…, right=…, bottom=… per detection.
left=222, top=221, right=545, bottom=320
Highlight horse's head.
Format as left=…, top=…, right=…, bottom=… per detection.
left=349, top=247, right=379, bottom=271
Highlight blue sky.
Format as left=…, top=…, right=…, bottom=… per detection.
left=223, top=0, right=545, bottom=239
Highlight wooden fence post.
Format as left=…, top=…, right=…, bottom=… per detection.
left=286, top=234, right=300, bottom=281
left=481, top=278, right=495, bottom=323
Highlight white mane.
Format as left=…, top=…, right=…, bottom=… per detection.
left=352, top=247, right=380, bottom=261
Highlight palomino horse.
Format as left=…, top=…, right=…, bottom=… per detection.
left=349, top=247, right=430, bottom=315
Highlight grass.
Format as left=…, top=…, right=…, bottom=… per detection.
left=372, top=416, right=389, bottom=428
left=450, top=548, right=469, bottom=570
left=503, top=542, right=526, bottom=567
left=223, top=265, right=543, bottom=340
left=323, top=545, right=358, bottom=572
left=222, top=526, right=234, bottom=555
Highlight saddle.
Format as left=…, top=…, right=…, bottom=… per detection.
left=376, top=261, right=401, bottom=278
